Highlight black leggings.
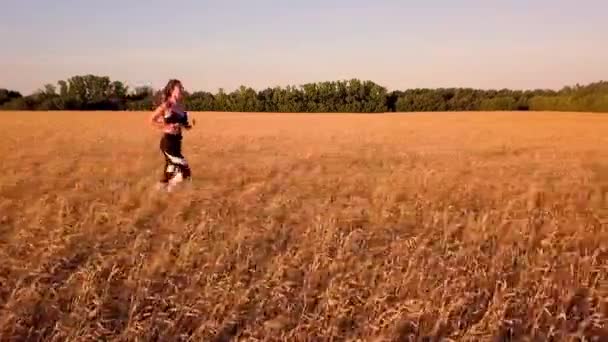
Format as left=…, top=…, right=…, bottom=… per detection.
left=159, top=134, right=191, bottom=183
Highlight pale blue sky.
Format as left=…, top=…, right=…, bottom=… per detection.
left=1, top=0, right=607, bottom=94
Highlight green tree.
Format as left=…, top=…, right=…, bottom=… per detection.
left=480, top=96, right=518, bottom=111
left=186, top=91, right=215, bottom=111
left=0, top=89, right=22, bottom=106
left=230, top=86, right=260, bottom=112
left=126, top=86, right=155, bottom=110
left=3, top=74, right=608, bottom=113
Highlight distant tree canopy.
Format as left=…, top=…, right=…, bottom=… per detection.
left=0, top=89, right=22, bottom=107
left=1, top=74, right=607, bottom=113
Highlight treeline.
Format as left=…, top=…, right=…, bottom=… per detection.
left=1, top=74, right=607, bottom=113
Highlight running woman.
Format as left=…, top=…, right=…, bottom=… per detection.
left=150, top=79, right=195, bottom=191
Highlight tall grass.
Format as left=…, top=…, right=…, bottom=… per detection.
left=0, top=111, right=606, bottom=341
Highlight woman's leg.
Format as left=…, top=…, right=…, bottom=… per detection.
left=176, top=139, right=191, bottom=180
left=180, top=163, right=191, bottom=180
left=163, top=135, right=189, bottom=189
left=159, top=135, right=172, bottom=183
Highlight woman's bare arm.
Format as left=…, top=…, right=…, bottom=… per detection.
left=183, top=116, right=196, bottom=130
left=150, top=103, right=168, bottom=130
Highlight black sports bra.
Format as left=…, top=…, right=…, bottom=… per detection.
left=163, top=108, right=189, bottom=126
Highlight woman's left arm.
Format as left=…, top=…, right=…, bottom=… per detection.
left=183, top=111, right=195, bottom=130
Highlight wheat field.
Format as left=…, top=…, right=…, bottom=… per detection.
left=0, top=111, right=607, bottom=341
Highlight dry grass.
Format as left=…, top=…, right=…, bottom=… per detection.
left=0, top=110, right=607, bottom=341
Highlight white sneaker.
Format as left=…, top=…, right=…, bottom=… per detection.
left=167, top=172, right=184, bottom=192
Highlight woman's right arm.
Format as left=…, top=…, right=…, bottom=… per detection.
left=150, top=103, right=167, bottom=130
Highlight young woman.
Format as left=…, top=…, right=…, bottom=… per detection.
left=150, top=79, right=195, bottom=191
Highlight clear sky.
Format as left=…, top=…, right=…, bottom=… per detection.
left=2, top=0, right=607, bottom=94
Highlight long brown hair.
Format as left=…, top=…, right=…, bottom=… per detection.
left=157, top=79, right=183, bottom=106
